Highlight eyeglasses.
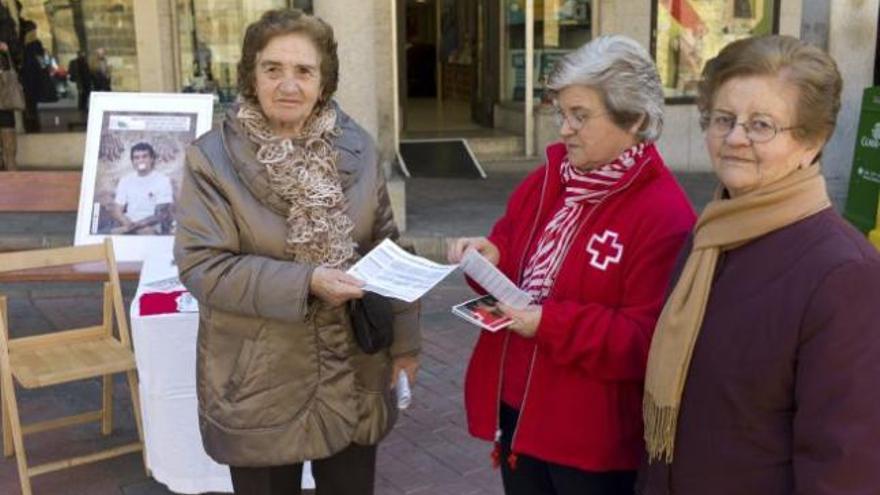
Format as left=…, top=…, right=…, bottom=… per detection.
left=553, top=107, right=607, bottom=131
left=704, top=111, right=799, bottom=143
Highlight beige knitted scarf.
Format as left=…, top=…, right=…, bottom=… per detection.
left=643, top=164, right=831, bottom=463
left=237, top=101, right=355, bottom=267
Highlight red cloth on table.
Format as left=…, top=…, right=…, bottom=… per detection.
left=139, top=290, right=188, bottom=316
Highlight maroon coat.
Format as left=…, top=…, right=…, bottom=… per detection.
left=638, top=208, right=880, bottom=494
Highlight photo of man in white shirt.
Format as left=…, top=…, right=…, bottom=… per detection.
left=110, top=141, right=174, bottom=235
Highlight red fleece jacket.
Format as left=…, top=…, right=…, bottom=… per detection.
left=464, top=142, right=695, bottom=471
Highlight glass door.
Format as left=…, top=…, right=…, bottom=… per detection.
left=17, top=0, right=139, bottom=132
left=502, top=0, right=592, bottom=103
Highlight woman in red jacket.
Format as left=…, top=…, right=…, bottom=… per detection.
left=448, top=35, right=695, bottom=495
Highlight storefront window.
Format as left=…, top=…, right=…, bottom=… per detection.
left=503, top=0, right=591, bottom=102
left=653, top=0, right=778, bottom=100
left=17, top=0, right=139, bottom=132
left=176, top=0, right=306, bottom=105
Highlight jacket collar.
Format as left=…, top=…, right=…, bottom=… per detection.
left=537, top=140, right=662, bottom=219
left=544, top=140, right=660, bottom=189
left=331, top=103, right=362, bottom=190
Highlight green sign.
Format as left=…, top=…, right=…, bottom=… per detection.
left=844, top=86, right=880, bottom=233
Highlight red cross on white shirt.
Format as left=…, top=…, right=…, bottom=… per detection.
left=586, top=230, right=624, bottom=271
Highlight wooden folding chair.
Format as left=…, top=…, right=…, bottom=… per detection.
left=0, top=239, right=144, bottom=495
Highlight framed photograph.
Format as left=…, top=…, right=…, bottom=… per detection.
left=74, top=92, right=214, bottom=262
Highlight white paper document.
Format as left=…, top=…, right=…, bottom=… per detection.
left=348, top=239, right=532, bottom=310
left=347, top=239, right=457, bottom=303
left=459, top=248, right=532, bottom=309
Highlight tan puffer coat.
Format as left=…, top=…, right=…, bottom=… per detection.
left=173, top=103, right=420, bottom=467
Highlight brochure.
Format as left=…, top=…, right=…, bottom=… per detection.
left=451, top=294, right=514, bottom=332
left=347, top=239, right=457, bottom=303
left=348, top=241, right=529, bottom=333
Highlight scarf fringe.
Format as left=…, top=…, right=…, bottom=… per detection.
left=490, top=442, right=501, bottom=469
left=642, top=390, right=677, bottom=464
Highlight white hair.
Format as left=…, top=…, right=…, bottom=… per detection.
left=547, top=35, right=664, bottom=142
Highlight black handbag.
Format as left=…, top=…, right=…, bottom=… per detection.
left=349, top=292, right=394, bottom=354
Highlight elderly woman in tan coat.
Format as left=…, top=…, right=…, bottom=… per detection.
left=173, top=9, right=420, bottom=495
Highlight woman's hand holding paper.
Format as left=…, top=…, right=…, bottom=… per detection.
left=498, top=303, right=542, bottom=338
left=447, top=237, right=500, bottom=265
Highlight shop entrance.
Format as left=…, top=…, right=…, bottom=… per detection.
left=397, top=0, right=594, bottom=160
left=398, top=0, right=500, bottom=136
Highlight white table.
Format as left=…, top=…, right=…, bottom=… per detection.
left=131, top=289, right=314, bottom=494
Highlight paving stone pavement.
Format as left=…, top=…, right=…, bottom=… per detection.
left=0, top=165, right=856, bottom=494
left=0, top=276, right=498, bottom=495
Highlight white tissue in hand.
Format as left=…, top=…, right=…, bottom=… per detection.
left=395, top=369, right=412, bottom=410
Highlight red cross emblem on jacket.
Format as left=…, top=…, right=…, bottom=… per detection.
left=586, top=229, right=623, bottom=271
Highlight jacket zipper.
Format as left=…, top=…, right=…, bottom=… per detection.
left=504, top=151, right=652, bottom=466
left=492, top=148, right=552, bottom=466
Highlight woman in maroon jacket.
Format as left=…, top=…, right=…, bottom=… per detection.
left=639, top=35, right=880, bottom=495
left=448, top=35, right=695, bottom=495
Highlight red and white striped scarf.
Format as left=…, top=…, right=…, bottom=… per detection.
left=520, top=142, right=648, bottom=301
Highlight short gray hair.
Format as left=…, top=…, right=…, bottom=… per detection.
left=547, top=35, right=664, bottom=142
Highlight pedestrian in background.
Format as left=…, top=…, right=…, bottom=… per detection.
left=0, top=1, right=21, bottom=169
left=19, top=19, right=42, bottom=132
left=639, top=35, right=880, bottom=494
left=68, top=50, right=92, bottom=112
left=92, top=47, right=111, bottom=91
left=174, top=9, right=420, bottom=495
left=448, top=35, right=695, bottom=495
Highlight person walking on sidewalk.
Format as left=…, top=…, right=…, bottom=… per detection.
left=68, top=50, right=92, bottom=112
left=448, top=35, right=695, bottom=495
left=638, top=35, right=880, bottom=495
left=18, top=20, right=47, bottom=133
left=0, top=1, right=20, bottom=170
left=174, top=9, right=420, bottom=495
left=91, top=47, right=111, bottom=92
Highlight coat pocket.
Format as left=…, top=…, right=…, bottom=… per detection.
left=222, top=329, right=270, bottom=403
left=350, top=347, right=391, bottom=393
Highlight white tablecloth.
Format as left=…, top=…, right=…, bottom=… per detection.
left=131, top=291, right=314, bottom=494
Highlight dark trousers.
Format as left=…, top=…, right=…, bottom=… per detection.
left=23, top=94, right=39, bottom=133
left=499, top=403, right=636, bottom=495
left=229, top=443, right=377, bottom=495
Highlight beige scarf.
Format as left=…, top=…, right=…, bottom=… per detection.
left=643, top=164, right=831, bottom=463
left=237, top=101, right=355, bottom=267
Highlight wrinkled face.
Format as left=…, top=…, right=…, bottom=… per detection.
left=254, top=32, right=322, bottom=137
left=706, top=74, right=821, bottom=197
left=131, top=149, right=155, bottom=176
left=555, top=85, right=640, bottom=171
